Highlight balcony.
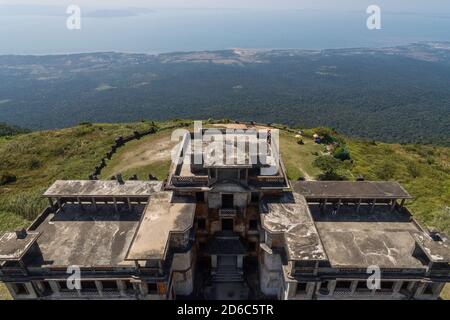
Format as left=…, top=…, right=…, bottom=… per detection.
left=219, top=208, right=237, bottom=216
left=171, top=175, right=208, bottom=187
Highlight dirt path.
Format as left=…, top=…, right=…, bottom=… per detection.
left=105, top=133, right=176, bottom=177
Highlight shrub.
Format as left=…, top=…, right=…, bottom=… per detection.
left=313, top=155, right=342, bottom=175
left=0, top=173, right=17, bottom=186
left=406, top=161, right=422, bottom=178
left=374, top=160, right=397, bottom=180
left=28, top=159, right=41, bottom=170
left=333, top=145, right=351, bottom=161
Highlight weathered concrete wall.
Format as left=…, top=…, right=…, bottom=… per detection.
left=4, top=282, right=38, bottom=300
left=259, top=249, right=282, bottom=296
left=171, top=250, right=194, bottom=296
left=208, top=193, right=221, bottom=209
left=234, top=193, right=248, bottom=208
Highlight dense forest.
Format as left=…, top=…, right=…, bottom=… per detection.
left=0, top=123, right=29, bottom=137
left=0, top=42, right=449, bottom=145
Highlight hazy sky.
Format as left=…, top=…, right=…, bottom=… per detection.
left=1, top=0, right=449, bottom=13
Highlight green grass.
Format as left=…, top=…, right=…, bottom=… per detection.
left=0, top=122, right=157, bottom=232
left=117, top=161, right=172, bottom=181
left=279, top=130, right=325, bottom=180
left=441, top=284, right=450, bottom=300
left=100, top=129, right=175, bottom=180
left=0, top=283, right=11, bottom=300
left=348, top=140, right=450, bottom=233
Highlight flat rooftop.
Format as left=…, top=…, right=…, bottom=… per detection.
left=43, top=180, right=162, bottom=198
left=293, top=181, right=412, bottom=200
left=0, top=231, right=40, bottom=261
left=309, top=204, right=426, bottom=268
left=414, top=233, right=450, bottom=263
left=28, top=204, right=143, bottom=267
left=260, top=192, right=327, bottom=261
left=126, top=192, right=196, bottom=261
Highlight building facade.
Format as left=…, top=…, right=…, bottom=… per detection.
left=1, top=128, right=449, bottom=300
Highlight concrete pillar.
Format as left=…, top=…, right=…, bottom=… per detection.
left=393, top=281, right=402, bottom=294
left=328, top=280, right=337, bottom=296
left=237, top=255, right=244, bottom=269
left=306, top=283, right=315, bottom=299
left=350, top=280, right=358, bottom=294
left=356, top=198, right=362, bottom=213
left=370, top=199, right=376, bottom=213
left=323, top=199, right=328, bottom=213
left=400, top=199, right=406, bottom=208
left=56, top=198, right=63, bottom=211
left=414, top=283, right=426, bottom=299
left=390, top=199, right=396, bottom=212
left=211, top=255, right=217, bottom=269
left=140, top=282, right=148, bottom=296
left=127, top=197, right=132, bottom=211
left=49, top=281, right=60, bottom=297
left=92, top=197, right=97, bottom=211
left=287, top=282, right=296, bottom=299
left=118, top=280, right=127, bottom=297
left=95, top=280, right=103, bottom=298
left=336, top=199, right=342, bottom=214
left=113, top=197, right=118, bottom=213
left=432, top=283, right=445, bottom=299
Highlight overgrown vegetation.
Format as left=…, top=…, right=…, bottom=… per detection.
left=0, top=123, right=29, bottom=137
left=348, top=140, right=450, bottom=233
left=0, top=120, right=184, bottom=232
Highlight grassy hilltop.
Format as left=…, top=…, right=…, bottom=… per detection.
left=0, top=119, right=449, bottom=299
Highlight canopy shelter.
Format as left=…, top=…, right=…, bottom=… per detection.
left=43, top=180, right=163, bottom=212
left=292, top=181, right=412, bottom=214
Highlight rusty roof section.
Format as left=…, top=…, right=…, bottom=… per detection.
left=43, top=180, right=163, bottom=198
left=126, top=192, right=196, bottom=261
left=293, top=181, right=412, bottom=200
left=260, top=192, right=327, bottom=261
left=0, top=231, right=40, bottom=261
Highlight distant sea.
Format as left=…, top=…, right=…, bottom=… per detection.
left=1, top=8, right=450, bottom=55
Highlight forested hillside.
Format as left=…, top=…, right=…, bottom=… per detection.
left=0, top=42, right=449, bottom=145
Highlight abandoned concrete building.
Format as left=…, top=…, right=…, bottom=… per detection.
left=0, top=128, right=449, bottom=300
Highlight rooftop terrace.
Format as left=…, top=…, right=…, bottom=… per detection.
left=126, top=192, right=196, bottom=261
left=309, top=203, right=426, bottom=268
left=27, top=204, right=144, bottom=267
left=260, top=192, right=327, bottom=261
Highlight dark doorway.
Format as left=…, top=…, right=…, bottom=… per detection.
left=222, top=218, right=234, bottom=231
left=196, top=192, right=205, bottom=202
left=222, top=194, right=234, bottom=208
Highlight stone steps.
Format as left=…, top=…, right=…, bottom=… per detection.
left=213, top=267, right=243, bottom=282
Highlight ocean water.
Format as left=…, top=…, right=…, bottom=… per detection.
left=0, top=8, right=450, bottom=55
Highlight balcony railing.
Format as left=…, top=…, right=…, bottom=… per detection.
left=171, top=175, right=208, bottom=186
left=219, top=208, right=237, bottom=216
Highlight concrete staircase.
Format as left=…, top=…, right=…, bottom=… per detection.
left=213, top=265, right=243, bottom=282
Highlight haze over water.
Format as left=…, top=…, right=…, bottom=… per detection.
left=1, top=7, right=450, bottom=55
